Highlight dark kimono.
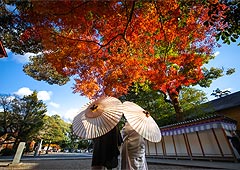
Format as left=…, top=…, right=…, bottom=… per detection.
left=92, top=126, right=123, bottom=169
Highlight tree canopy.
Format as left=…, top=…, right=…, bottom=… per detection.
left=0, top=92, right=47, bottom=150
left=0, top=93, right=74, bottom=153
left=37, top=114, right=71, bottom=153
left=1, top=0, right=237, bottom=121
left=2, top=1, right=219, bottom=95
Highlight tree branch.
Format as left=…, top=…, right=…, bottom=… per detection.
left=122, top=1, right=135, bottom=45
left=50, top=1, right=136, bottom=57
left=52, top=1, right=90, bottom=16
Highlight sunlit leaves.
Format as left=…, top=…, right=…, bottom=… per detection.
left=1, top=0, right=226, bottom=100
left=197, top=67, right=235, bottom=87
left=39, top=115, right=71, bottom=145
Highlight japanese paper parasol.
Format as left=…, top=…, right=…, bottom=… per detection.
left=72, top=96, right=123, bottom=139
left=121, top=101, right=162, bottom=143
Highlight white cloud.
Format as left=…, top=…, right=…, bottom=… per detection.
left=214, top=51, right=220, bottom=57
left=62, top=108, right=79, bottom=123
left=14, top=87, right=33, bottom=97
left=37, top=91, right=52, bottom=101
left=45, top=108, right=79, bottom=123
left=6, top=48, right=41, bottom=64
left=14, top=87, right=52, bottom=101
left=12, top=52, right=32, bottom=64
left=49, top=102, right=60, bottom=108
left=46, top=110, right=59, bottom=117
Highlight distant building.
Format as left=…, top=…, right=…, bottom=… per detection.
left=146, top=91, right=240, bottom=162
left=146, top=115, right=239, bottom=162
left=203, top=91, right=240, bottom=132
left=0, top=41, right=7, bottom=58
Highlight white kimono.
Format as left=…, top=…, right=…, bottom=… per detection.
left=121, top=122, right=148, bottom=170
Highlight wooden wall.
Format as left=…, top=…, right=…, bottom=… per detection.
left=145, top=128, right=238, bottom=162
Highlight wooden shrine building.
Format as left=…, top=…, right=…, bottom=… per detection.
left=146, top=115, right=239, bottom=162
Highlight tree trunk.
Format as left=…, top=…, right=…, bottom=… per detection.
left=169, top=92, right=184, bottom=122
left=45, top=141, right=51, bottom=154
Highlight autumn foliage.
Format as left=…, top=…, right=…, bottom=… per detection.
left=4, top=0, right=227, bottom=120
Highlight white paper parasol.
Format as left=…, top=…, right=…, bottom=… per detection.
left=72, top=96, right=123, bottom=139
left=122, top=101, right=161, bottom=142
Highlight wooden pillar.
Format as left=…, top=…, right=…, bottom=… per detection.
left=183, top=133, right=192, bottom=159
left=162, top=136, right=166, bottom=157
left=172, top=135, right=178, bottom=157
left=211, top=128, right=224, bottom=157
left=221, top=128, right=238, bottom=162
left=154, top=142, right=158, bottom=155
left=196, top=131, right=205, bottom=157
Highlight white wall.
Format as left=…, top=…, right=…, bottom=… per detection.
left=174, top=134, right=188, bottom=156
left=146, top=128, right=235, bottom=161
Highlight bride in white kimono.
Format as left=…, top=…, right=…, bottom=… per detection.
left=121, top=121, right=148, bottom=170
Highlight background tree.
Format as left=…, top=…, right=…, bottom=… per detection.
left=77, top=139, right=91, bottom=151
left=0, top=92, right=47, bottom=152
left=120, top=84, right=208, bottom=126
left=67, top=125, right=80, bottom=152
left=211, top=88, right=231, bottom=98
left=37, top=114, right=71, bottom=154
left=0, top=95, right=16, bottom=145
left=11, top=91, right=46, bottom=151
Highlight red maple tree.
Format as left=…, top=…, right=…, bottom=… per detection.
left=19, top=0, right=226, bottom=121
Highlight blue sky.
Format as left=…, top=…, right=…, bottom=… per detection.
left=0, top=43, right=239, bottom=122
left=199, top=42, right=240, bottom=100
left=0, top=50, right=89, bottom=122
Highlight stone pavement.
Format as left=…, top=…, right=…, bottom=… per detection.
left=147, top=158, right=240, bottom=170
left=0, top=158, right=240, bottom=170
